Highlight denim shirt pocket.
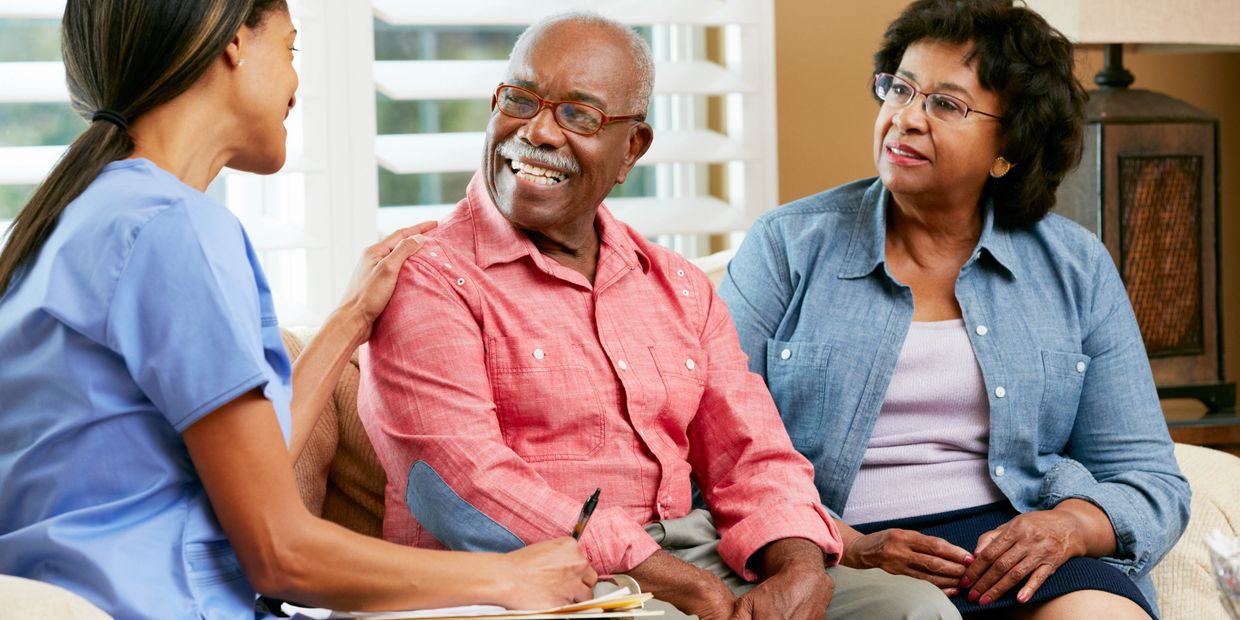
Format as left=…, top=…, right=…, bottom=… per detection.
left=1037, top=350, right=1091, bottom=452
left=765, top=339, right=832, bottom=451
left=487, top=336, right=605, bottom=462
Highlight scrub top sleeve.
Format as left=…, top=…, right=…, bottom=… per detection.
left=105, top=201, right=271, bottom=432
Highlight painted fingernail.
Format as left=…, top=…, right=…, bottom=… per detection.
left=944, top=588, right=958, bottom=597
left=968, top=590, right=980, bottom=603
left=1018, top=590, right=1030, bottom=603
left=964, top=555, right=974, bottom=564
left=980, top=596, right=992, bottom=606
left=959, top=576, right=971, bottom=588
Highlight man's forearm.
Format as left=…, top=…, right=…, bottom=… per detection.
left=758, top=537, right=828, bottom=578
left=626, top=550, right=734, bottom=614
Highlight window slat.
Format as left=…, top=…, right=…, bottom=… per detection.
left=0, top=146, right=319, bottom=185
left=377, top=195, right=741, bottom=237
left=0, top=1, right=65, bottom=19
left=374, top=59, right=753, bottom=101
left=0, top=62, right=67, bottom=103
left=371, top=0, right=761, bottom=26
left=375, top=129, right=752, bottom=175
left=0, top=145, right=62, bottom=185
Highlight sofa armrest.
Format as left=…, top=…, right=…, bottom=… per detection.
left=282, top=327, right=386, bottom=537
left=0, top=575, right=113, bottom=619
left=1151, top=443, right=1240, bottom=618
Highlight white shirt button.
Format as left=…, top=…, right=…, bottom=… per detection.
left=681, top=289, right=690, bottom=296
left=1076, top=361, right=1086, bottom=373
left=532, top=348, right=545, bottom=360
left=780, top=348, right=792, bottom=360
left=995, top=386, right=1006, bottom=398
left=995, top=466, right=1006, bottom=477
left=685, top=358, right=696, bottom=370
left=975, top=325, right=989, bottom=336
left=677, top=269, right=686, bottom=277
left=442, top=263, right=451, bottom=269
left=429, top=251, right=438, bottom=257
left=455, top=278, right=465, bottom=286
left=618, top=359, right=628, bottom=371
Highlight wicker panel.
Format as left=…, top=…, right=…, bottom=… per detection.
left=1119, top=156, right=1203, bottom=357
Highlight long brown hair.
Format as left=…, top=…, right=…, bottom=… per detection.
left=0, top=0, right=287, bottom=293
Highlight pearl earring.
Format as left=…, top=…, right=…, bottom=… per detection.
left=236, top=59, right=246, bottom=68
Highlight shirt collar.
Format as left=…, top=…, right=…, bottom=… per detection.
left=838, top=178, right=1018, bottom=280
left=465, top=172, right=651, bottom=274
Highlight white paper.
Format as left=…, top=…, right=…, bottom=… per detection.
left=283, top=587, right=634, bottom=619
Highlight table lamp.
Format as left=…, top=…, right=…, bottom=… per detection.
left=1026, top=0, right=1240, bottom=413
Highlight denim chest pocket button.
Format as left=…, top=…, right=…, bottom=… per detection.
left=765, top=339, right=833, bottom=450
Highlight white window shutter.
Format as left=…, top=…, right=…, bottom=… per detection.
left=3, top=0, right=779, bottom=324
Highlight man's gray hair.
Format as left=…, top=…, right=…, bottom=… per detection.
left=510, top=11, right=655, bottom=114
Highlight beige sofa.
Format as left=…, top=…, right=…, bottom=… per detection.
left=279, top=328, right=1240, bottom=620
left=6, top=259, right=1238, bottom=619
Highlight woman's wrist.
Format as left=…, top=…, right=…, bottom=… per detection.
left=836, top=520, right=865, bottom=568
left=323, top=302, right=371, bottom=350
left=1053, top=498, right=1115, bottom=558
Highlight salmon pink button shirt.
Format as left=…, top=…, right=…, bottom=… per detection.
left=358, top=173, right=840, bottom=578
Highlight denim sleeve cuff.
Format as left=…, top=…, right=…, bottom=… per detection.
left=580, top=507, right=661, bottom=576
left=718, top=501, right=842, bottom=582
left=1037, top=457, right=1148, bottom=575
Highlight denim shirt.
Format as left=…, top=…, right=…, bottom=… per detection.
left=719, top=177, right=1190, bottom=607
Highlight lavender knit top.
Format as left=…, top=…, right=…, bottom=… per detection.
left=841, top=319, right=1006, bottom=525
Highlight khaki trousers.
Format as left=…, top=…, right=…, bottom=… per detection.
left=609, top=509, right=961, bottom=620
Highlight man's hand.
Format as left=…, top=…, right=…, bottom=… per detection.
left=627, top=551, right=735, bottom=620
left=842, top=528, right=971, bottom=595
left=731, top=538, right=832, bottom=620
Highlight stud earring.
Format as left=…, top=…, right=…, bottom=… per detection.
left=990, top=156, right=1012, bottom=178
left=236, top=59, right=246, bottom=68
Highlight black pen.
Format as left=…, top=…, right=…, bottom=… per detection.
left=572, top=488, right=601, bottom=540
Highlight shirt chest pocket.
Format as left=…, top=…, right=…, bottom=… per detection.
left=487, top=336, right=605, bottom=462
left=647, top=343, right=707, bottom=434
left=1037, top=350, right=1091, bottom=452
left=765, top=339, right=832, bottom=451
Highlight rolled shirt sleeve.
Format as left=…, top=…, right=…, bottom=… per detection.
left=689, top=280, right=842, bottom=580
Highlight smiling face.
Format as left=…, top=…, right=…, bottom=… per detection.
left=227, top=7, right=299, bottom=174
left=873, top=39, right=1005, bottom=210
left=483, top=20, right=652, bottom=241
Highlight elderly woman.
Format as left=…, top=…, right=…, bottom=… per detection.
left=719, top=0, right=1190, bottom=618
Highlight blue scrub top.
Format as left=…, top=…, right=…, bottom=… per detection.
left=0, top=158, right=293, bottom=619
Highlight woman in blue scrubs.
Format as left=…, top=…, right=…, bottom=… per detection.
left=0, top=1, right=595, bottom=618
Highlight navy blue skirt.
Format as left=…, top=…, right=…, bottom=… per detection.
left=854, top=502, right=1154, bottom=618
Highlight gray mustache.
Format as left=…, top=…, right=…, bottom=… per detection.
left=497, top=138, right=581, bottom=176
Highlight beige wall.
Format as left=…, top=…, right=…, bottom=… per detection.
left=774, top=1, right=1240, bottom=387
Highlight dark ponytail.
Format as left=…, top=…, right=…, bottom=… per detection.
left=0, top=0, right=287, bottom=293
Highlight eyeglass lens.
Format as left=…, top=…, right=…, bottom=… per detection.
left=874, top=73, right=970, bottom=122
left=496, top=86, right=604, bottom=134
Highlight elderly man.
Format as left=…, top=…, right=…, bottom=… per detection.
left=358, top=12, right=957, bottom=620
